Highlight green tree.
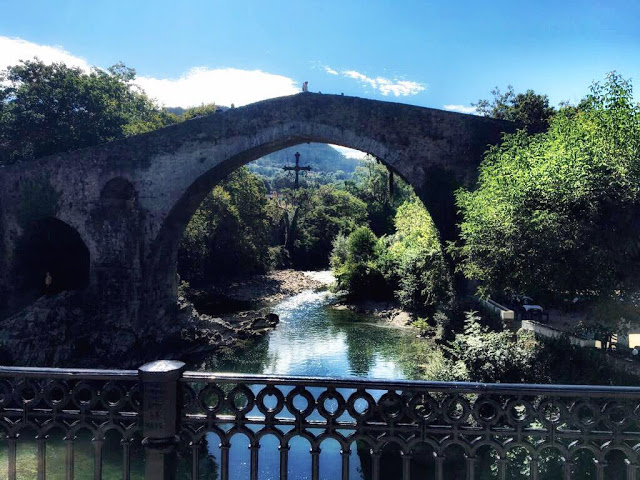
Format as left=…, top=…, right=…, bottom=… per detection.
left=178, top=168, right=271, bottom=285
left=333, top=226, right=389, bottom=300
left=179, top=103, right=218, bottom=120
left=291, top=185, right=368, bottom=268
left=0, top=59, right=175, bottom=164
left=454, top=73, right=640, bottom=304
left=380, top=198, right=453, bottom=313
left=473, top=85, right=555, bottom=133
left=346, top=158, right=412, bottom=235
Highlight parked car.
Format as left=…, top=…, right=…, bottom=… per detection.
left=513, top=295, right=546, bottom=322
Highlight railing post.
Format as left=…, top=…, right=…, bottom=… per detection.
left=139, top=360, right=186, bottom=480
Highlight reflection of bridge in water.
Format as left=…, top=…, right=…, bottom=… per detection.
left=0, top=362, right=636, bottom=479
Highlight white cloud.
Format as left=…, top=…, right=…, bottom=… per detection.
left=324, top=66, right=339, bottom=75
left=0, top=36, right=91, bottom=71
left=0, top=36, right=299, bottom=108
left=336, top=68, right=426, bottom=97
left=136, top=67, right=299, bottom=107
left=329, top=144, right=368, bottom=159
left=443, top=104, right=478, bottom=114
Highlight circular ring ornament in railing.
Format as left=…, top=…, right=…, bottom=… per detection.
left=570, top=401, right=598, bottom=430
left=0, top=380, right=14, bottom=408
left=285, top=386, right=315, bottom=419
left=197, top=385, right=226, bottom=414
left=442, top=395, right=471, bottom=425
left=15, top=379, right=41, bottom=408
left=100, top=382, right=127, bottom=411
left=256, top=385, right=285, bottom=416
left=472, top=397, right=502, bottom=425
left=317, top=389, right=346, bottom=420
left=346, top=390, right=376, bottom=421
left=377, top=391, right=406, bottom=422
left=71, top=382, right=98, bottom=410
left=43, top=380, right=70, bottom=409
left=603, top=402, right=630, bottom=429
left=228, top=385, right=255, bottom=416
left=538, top=398, right=567, bottom=426
left=505, top=399, right=534, bottom=425
left=407, top=393, right=439, bottom=423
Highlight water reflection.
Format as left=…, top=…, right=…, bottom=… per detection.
left=208, top=289, right=429, bottom=380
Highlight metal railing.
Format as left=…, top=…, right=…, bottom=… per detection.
left=1, top=362, right=639, bottom=479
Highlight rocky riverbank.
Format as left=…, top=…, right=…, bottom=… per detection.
left=172, top=270, right=335, bottom=362
left=331, top=300, right=415, bottom=329
left=184, top=269, right=331, bottom=312
left=0, top=270, right=333, bottom=368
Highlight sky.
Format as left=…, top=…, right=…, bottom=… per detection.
left=0, top=0, right=639, bottom=116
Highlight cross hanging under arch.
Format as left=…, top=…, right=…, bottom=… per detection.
left=282, top=152, right=311, bottom=189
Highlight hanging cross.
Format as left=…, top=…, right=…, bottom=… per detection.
left=282, top=151, right=311, bottom=189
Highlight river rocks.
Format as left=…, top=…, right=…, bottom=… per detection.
left=0, top=270, right=317, bottom=368
left=251, top=313, right=279, bottom=330
left=331, top=300, right=415, bottom=329
left=188, top=270, right=330, bottom=309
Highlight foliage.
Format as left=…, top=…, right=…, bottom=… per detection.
left=333, top=227, right=389, bottom=300
left=291, top=186, right=368, bottom=268
left=445, top=311, right=542, bottom=383
left=329, top=233, right=349, bottom=269
left=381, top=198, right=453, bottom=313
left=177, top=168, right=271, bottom=285
left=572, top=297, right=640, bottom=350
left=345, top=159, right=413, bottom=235
left=473, top=85, right=555, bottom=133
left=411, top=318, right=432, bottom=337
left=425, top=309, right=640, bottom=386
left=453, top=73, right=640, bottom=305
left=330, top=196, right=453, bottom=314
left=0, top=60, right=176, bottom=165
left=178, top=103, right=217, bottom=120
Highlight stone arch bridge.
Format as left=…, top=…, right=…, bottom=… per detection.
left=0, top=93, right=515, bottom=362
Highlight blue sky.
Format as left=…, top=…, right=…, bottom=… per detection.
left=0, top=0, right=638, bottom=113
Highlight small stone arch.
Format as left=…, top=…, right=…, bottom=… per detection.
left=12, top=217, right=90, bottom=306
left=100, top=177, right=137, bottom=209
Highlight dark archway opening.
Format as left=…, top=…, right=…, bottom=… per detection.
left=101, top=177, right=137, bottom=208
left=14, top=218, right=90, bottom=304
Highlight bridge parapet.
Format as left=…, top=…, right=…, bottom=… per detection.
left=0, top=363, right=637, bottom=478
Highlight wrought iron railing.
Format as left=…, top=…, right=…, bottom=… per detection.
left=0, top=362, right=639, bottom=479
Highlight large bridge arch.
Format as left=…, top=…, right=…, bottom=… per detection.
left=149, top=125, right=449, bottom=301
left=0, top=92, right=516, bottom=360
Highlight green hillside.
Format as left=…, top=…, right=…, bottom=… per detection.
left=248, top=143, right=363, bottom=190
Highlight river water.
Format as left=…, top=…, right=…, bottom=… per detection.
left=195, top=284, right=431, bottom=480
left=206, top=288, right=425, bottom=379
left=4, top=280, right=432, bottom=479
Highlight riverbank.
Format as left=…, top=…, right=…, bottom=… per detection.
left=184, top=269, right=331, bottom=312
left=176, top=270, right=337, bottom=362
left=331, top=300, right=415, bottom=330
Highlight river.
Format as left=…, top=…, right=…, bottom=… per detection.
left=195, top=282, right=431, bottom=480
left=3, top=279, right=433, bottom=479
left=206, top=287, right=426, bottom=379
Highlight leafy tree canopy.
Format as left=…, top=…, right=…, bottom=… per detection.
left=473, top=85, right=556, bottom=133
left=0, top=59, right=177, bottom=165
left=453, top=72, right=640, bottom=304
left=178, top=167, right=271, bottom=285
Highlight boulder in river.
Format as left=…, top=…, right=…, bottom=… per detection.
left=251, top=313, right=279, bottom=330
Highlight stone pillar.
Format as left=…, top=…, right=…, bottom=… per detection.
left=139, top=360, right=186, bottom=480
